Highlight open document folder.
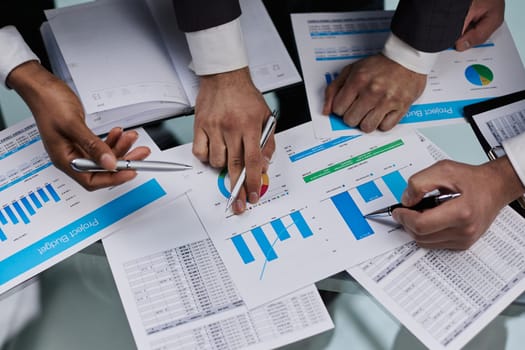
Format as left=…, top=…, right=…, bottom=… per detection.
left=41, top=0, right=301, bottom=135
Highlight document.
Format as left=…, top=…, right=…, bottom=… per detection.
left=186, top=122, right=439, bottom=308
left=103, top=195, right=333, bottom=350
left=0, top=119, right=183, bottom=295
left=291, top=11, right=525, bottom=138
left=42, top=0, right=301, bottom=135
left=348, top=206, right=525, bottom=350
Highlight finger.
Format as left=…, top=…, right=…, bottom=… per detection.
left=456, top=14, right=503, bottom=52
left=207, top=128, right=227, bottom=168
left=122, top=146, right=151, bottom=161
left=378, top=109, right=406, bottom=131
left=70, top=125, right=118, bottom=170
left=261, top=134, right=275, bottom=174
left=331, top=76, right=359, bottom=117
left=242, top=129, right=264, bottom=205
left=323, top=68, right=349, bottom=115
left=192, top=127, right=209, bottom=163
left=393, top=200, right=464, bottom=236
left=104, top=127, right=124, bottom=148
left=402, top=160, right=460, bottom=206
left=110, top=130, right=140, bottom=157
left=357, top=108, right=383, bottom=133
left=342, top=95, right=374, bottom=128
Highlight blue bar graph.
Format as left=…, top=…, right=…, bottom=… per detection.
left=12, top=201, right=29, bottom=224
left=231, top=235, right=255, bottom=264
left=29, top=192, right=42, bottom=208
left=357, top=181, right=383, bottom=202
left=21, top=196, right=36, bottom=216
left=290, top=211, right=313, bottom=238
left=382, top=171, right=407, bottom=202
left=252, top=227, right=278, bottom=261
left=0, top=228, right=6, bottom=242
left=331, top=191, right=374, bottom=240
left=231, top=210, right=315, bottom=265
left=45, top=183, right=61, bottom=202
left=4, top=206, right=19, bottom=225
left=0, top=210, right=7, bottom=225
left=270, top=218, right=290, bottom=241
left=37, top=188, right=49, bottom=203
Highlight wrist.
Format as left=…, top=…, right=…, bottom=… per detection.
left=7, top=60, right=56, bottom=100
left=199, top=67, right=252, bottom=87
left=487, top=156, right=525, bottom=203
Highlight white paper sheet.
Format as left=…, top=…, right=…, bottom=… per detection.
left=103, top=195, right=333, bottom=350
left=0, top=119, right=184, bottom=295
left=348, top=206, right=525, bottom=350
left=291, top=11, right=525, bottom=138
left=185, top=122, right=439, bottom=308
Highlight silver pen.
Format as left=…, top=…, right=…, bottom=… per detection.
left=71, top=158, right=192, bottom=172
left=225, top=112, right=278, bottom=212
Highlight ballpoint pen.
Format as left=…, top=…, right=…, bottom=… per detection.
left=225, top=111, right=278, bottom=212
left=363, top=192, right=462, bottom=218
left=70, top=158, right=192, bottom=172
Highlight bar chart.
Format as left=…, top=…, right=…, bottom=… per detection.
left=329, top=169, right=407, bottom=240
left=230, top=209, right=314, bottom=266
left=0, top=183, right=62, bottom=242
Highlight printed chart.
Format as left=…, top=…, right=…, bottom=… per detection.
left=0, top=120, right=171, bottom=294
left=291, top=11, right=525, bottom=137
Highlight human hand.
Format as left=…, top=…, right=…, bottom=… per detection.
left=323, top=54, right=426, bottom=132
left=192, top=67, right=275, bottom=214
left=392, top=158, right=525, bottom=250
left=455, top=0, right=505, bottom=51
left=7, top=61, right=151, bottom=190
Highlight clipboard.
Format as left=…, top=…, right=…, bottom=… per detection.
left=463, top=89, right=525, bottom=217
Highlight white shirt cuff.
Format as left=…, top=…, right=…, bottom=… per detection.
left=502, top=133, right=525, bottom=188
left=185, top=18, right=248, bottom=76
left=382, top=33, right=439, bottom=75
left=0, top=26, right=40, bottom=88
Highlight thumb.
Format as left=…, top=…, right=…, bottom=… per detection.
left=76, top=127, right=117, bottom=170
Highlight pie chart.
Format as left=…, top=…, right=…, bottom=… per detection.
left=465, top=64, right=494, bottom=86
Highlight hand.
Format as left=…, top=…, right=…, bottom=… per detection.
left=455, top=0, right=505, bottom=51
left=7, top=61, right=151, bottom=190
left=192, top=67, right=275, bottom=214
left=392, top=158, right=525, bottom=250
left=323, top=54, right=426, bottom=132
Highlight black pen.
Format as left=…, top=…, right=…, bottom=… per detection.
left=364, top=192, right=461, bottom=218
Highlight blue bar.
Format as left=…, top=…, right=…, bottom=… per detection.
left=37, top=188, right=49, bottom=203
left=12, top=201, right=29, bottom=224
left=324, top=72, right=333, bottom=85
left=382, top=171, right=407, bottom=202
left=21, top=196, right=36, bottom=215
left=45, top=183, right=61, bottom=202
left=0, top=179, right=166, bottom=286
left=29, top=192, right=42, bottom=208
left=0, top=228, right=6, bottom=242
left=251, top=227, right=278, bottom=261
left=4, top=206, right=19, bottom=225
left=331, top=191, right=374, bottom=240
left=289, top=135, right=359, bottom=162
left=0, top=210, right=7, bottom=225
left=231, top=235, right=255, bottom=264
left=290, top=211, right=313, bottom=238
left=270, top=219, right=290, bottom=241
left=357, top=181, right=383, bottom=202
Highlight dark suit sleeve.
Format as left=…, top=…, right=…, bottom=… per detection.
left=391, top=0, right=472, bottom=52
left=173, top=0, right=241, bottom=33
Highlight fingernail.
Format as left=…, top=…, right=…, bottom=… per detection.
left=462, top=40, right=470, bottom=50
left=100, top=153, right=116, bottom=170
left=233, top=199, right=245, bottom=213
left=248, top=192, right=259, bottom=204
